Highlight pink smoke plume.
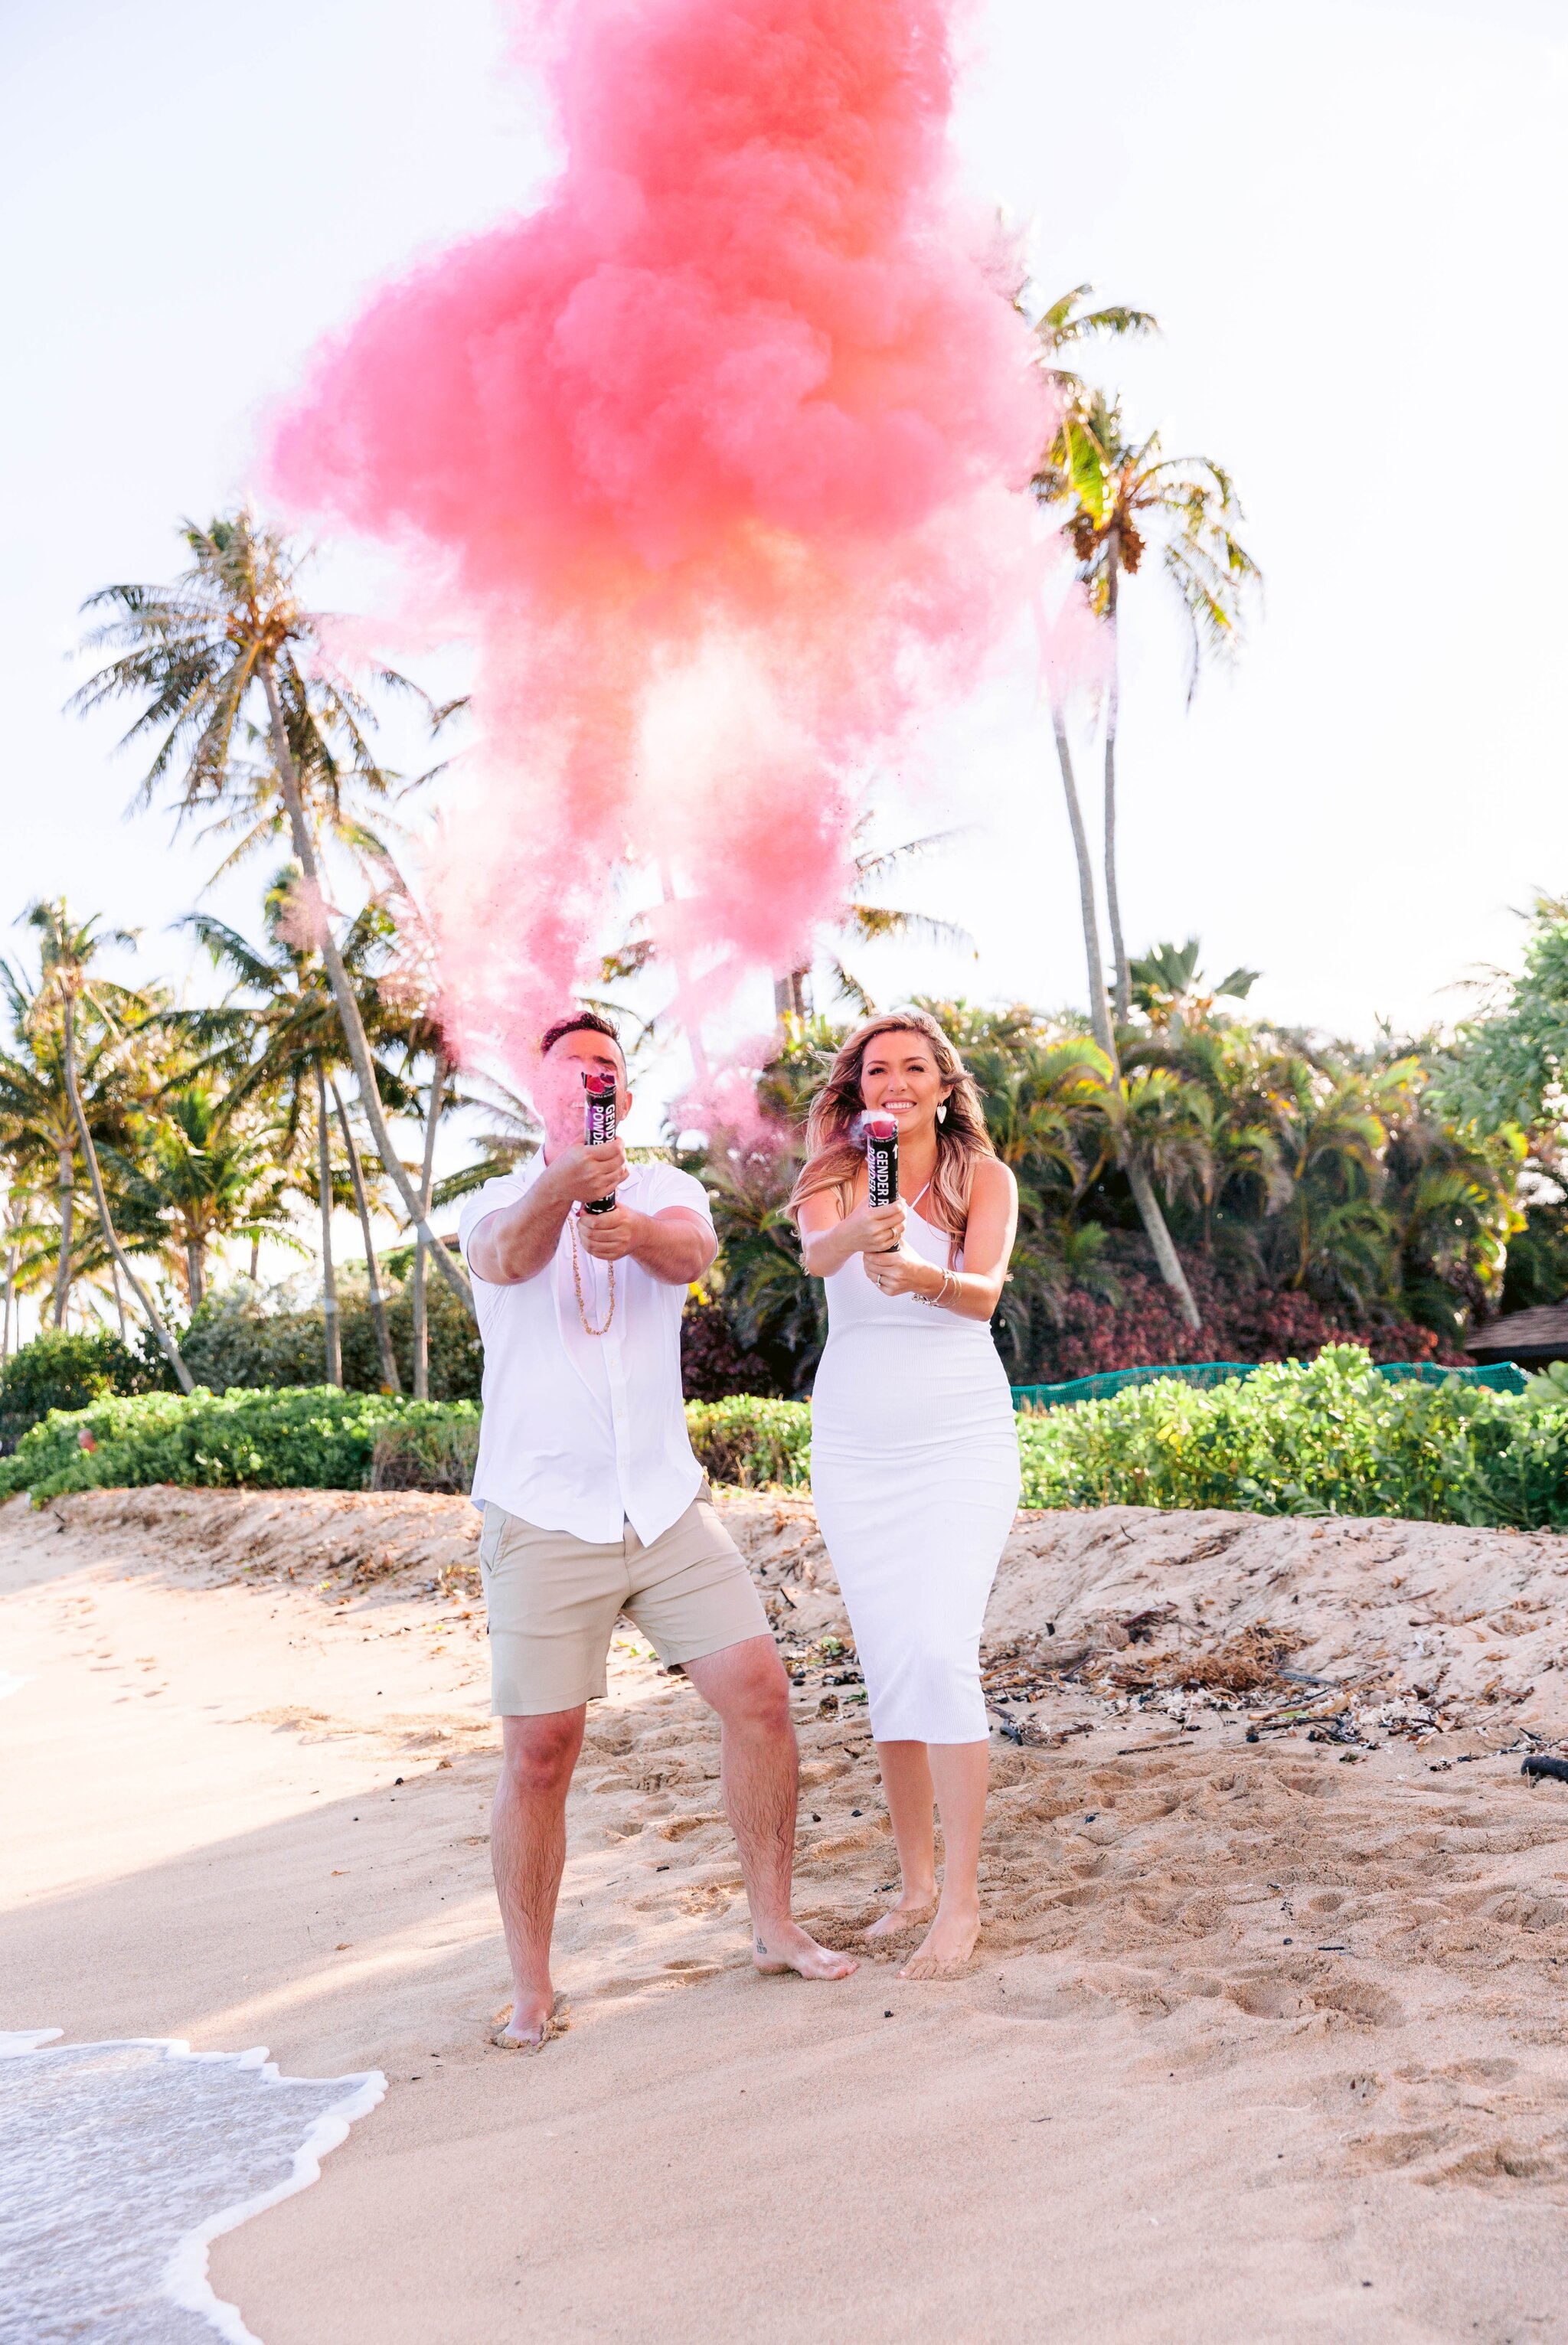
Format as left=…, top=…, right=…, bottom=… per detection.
left=1034, top=582, right=1112, bottom=709
left=270, top=0, right=1047, bottom=1073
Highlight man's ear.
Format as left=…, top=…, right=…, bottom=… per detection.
left=620, top=1083, right=634, bottom=1119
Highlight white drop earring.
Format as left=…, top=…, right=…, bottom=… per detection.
left=936, top=1100, right=948, bottom=1124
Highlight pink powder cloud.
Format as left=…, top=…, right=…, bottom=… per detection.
left=269, top=0, right=1047, bottom=1073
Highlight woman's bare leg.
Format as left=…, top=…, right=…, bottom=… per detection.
left=864, top=1739, right=939, bottom=1938
left=900, top=1739, right=988, bottom=1978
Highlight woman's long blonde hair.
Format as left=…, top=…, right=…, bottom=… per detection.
left=788, top=1009, right=995, bottom=1252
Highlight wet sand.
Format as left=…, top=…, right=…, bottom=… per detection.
left=4, top=1487, right=1568, bottom=2343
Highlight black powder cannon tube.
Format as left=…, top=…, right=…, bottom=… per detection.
left=583, top=1070, right=619, bottom=1213
left=863, top=1111, right=899, bottom=1237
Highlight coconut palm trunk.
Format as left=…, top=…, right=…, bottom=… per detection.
left=258, top=661, right=472, bottom=1318
left=2, top=1230, right=16, bottom=1362
left=411, top=1046, right=446, bottom=1402
left=773, top=970, right=811, bottom=1022
left=1052, top=705, right=1115, bottom=1058
left=185, top=1241, right=204, bottom=1311
left=61, top=998, right=195, bottom=1392
left=331, top=1078, right=400, bottom=1393
left=1102, top=541, right=1130, bottom=1028
left=315, top=1062, right=342, bottom=1386
left=52, top=1142, right=73, bottom=1326
left=1050, top=705, right=1201, bottom=1331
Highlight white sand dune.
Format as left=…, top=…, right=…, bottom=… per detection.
left=4, top=1486, right=1568, bottom=2343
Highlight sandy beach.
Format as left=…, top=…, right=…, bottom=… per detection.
left=6, top=1484, right=1568, bottom=2343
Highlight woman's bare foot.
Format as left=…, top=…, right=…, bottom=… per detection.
left=491, top=1988, right=567, bottom=2050
left=864, top=1891, right=936, bottom=1941
left=753, top=1922, right=858, bottom=1979
left=899, top=1903, right=979, bottom=1979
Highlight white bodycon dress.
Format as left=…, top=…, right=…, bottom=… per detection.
left=810, top=1206, right=1021, bottom=1745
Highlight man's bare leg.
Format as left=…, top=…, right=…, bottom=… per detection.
left=491, top=1705, right=586, bottom=2043
left=864, top=1739, right=939, bottom=1938
left=683, top=1637, right=857, bottom=1980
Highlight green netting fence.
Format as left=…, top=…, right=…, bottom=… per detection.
left=1010, top=1358, right=1528, bottom=1413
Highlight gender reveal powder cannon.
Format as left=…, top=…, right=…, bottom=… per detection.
left=583, top=1070, right=619, bottom=1214
left=862, top=1112, right=899, bottom=1215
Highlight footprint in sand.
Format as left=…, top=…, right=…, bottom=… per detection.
left=658, top=1811, right=727, bottom=1841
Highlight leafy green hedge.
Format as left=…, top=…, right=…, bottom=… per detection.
left=0, top=1386, right=808, bottom=1507
left=370, top=1413, right=481, bottom=1494
left=0, top=1328, right=156, bottom=1446
left=1014, top=1344, right=1568, bottom=1526
left=0, top=1388, right=477, bottom=1507
left=6, top=1349, right=1568, bottom=1529
left=685, top=1396, right=812, bottom=1491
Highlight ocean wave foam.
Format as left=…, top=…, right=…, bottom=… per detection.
left=0, top=2031, right=384, bottom=2343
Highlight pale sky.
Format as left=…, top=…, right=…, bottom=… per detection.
left=4, top=0, right=1566, bottom=1148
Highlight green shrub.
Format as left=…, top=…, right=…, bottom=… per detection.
left=8, top=1348, right=1567, bottom=1530
left=685, top=1395, right=812, bottom=1490
left=370, top=1413, right=481, bottom=1494
left=0, top=1386, right=810, bottom=1505
left=177, top=1279, right=482, bottom=1400
left=0, top=1328, right=155, bottom=1445
left=0, top=1386, right=472, bottom=1506
left=1015, top=1344, right=1568, bottom=1527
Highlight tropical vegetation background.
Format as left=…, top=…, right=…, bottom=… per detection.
left=5, top=284, right=1567, bottom=1444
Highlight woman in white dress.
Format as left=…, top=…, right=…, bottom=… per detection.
left=792, top=1011, right=1021, bottom=1978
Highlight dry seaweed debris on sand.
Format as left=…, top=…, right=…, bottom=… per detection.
left=1102, top=1623, right=1385, bottom=1748
left=970, top=1618, right=1551, bottom=1759
left=780, top=1633, right=870, bottom=1720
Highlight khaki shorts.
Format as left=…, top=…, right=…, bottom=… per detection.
left=477, top=1493, right=770, bottom=1715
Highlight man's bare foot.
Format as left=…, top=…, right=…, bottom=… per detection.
left=898, top=1904, right=979, bottom=1979
left=490, top=1989, right=567, bottom=2050
left=864, top=1892, right=936, bottom=1942
left=753, top=1922, right=858, bottom=1980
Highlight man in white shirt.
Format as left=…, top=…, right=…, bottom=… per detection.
left=461, top=1012, right=855, bottom=2047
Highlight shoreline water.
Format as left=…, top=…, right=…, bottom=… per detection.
left=0, top=2033, right=381, bottom=2345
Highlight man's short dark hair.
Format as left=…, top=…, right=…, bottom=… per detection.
left=540, top=1010, right=623, bottom=1065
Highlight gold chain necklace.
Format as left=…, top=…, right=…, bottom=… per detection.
left=567, top=1211, right=616, bottom=1336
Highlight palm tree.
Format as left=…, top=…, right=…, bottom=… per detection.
left=71, top=510, right=472, bottom=1315
left=179, top=874, right=416, bottom=1386
left=1123, top=1020, right=1289, bottom=1260
left=353, top=842, right=463, bottom=1399
left=0, top=1181, right=51, bottom=1363
left=610, top=820, right=977, bottom=1030
left=820, top=825, right=978, bottom=1015
left=1381, top=1077, right=1521, bottom=1342
left=0, top=963, right=86, bottom=1328
left=1026, top=281, right=1161, bottom=403
left=0, top=913, right=171, bottom=1334
left=1129, top=939, right=1260, bottom=1036
left=328, top=1077, right=400, bottom=1390
left=126, top=1079, right=292, bottom=1309
left=410, top=1043, right=448, bottom=1400
left=1014, top=287, right=1202, bottom=1328
left=1024, top=286, right=1156, bottom=1037
left=182, top=881, right=424, bottom=1388
left=1035, top=387, right=1261, bottom=1024
left=21, top=902, right=194, bottom=1390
